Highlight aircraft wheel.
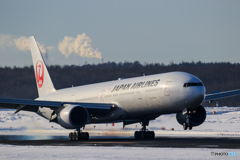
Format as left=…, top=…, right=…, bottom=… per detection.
left=183, top=123, right=188, bottom=130
left=150, top=131, right=155, bottom=139
left=138, top=131, right=141, bottom=139
left=135, top=131, right=155, bottom=140
left=145, top=131, right=155, bottom=140
left=188, top=124, right=192, bottom=130
left=73, top=132, right=77, bottom=140
left=135, top=131, right=142, bottom=140
left=83, top=132, right=89, bottom=140
left=75, top=132, right=79, bottom=141
left=69, top=132, right=73, bottom=140
left=134, top=131, right=139, bottom=140
left=140, top=131, right=146, bottom=140
left=145, top=131, right=151, bottom=139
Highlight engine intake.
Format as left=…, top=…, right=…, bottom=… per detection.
left=57, top=105, right=89, bottom=129
left=176, top=105, right=206, bottom=127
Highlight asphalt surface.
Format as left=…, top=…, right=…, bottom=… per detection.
left=0, top=135, right=240, bottom=148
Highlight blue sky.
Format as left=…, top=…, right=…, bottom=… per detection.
left=0, top=0, right=240, bottom=67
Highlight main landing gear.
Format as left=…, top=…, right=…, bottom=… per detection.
left=69, top=128, right=89, bottom=141
left=134, top=119, right=155, bottom=140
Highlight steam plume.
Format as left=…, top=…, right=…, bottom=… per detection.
left=58, top=33, right=102, bottom=59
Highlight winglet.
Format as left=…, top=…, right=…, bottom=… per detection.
left=29, top=36, right=56, bottom=97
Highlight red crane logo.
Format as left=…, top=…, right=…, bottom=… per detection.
left=36, top=60, right=44, bottom=88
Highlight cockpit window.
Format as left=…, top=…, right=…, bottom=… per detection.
left=183, top=82, right=203, bottom=87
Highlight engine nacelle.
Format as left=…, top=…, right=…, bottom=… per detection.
left=176, top=105, right=206, bottom=127
left=57, top=105, right=89, bottom=129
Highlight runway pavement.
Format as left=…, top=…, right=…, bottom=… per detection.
left=0, top=135, right=239, bottom=149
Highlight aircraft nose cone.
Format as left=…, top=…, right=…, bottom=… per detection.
left=194, top=89, right=205, bottom=105
left=185, top=87, right=205, bottom=108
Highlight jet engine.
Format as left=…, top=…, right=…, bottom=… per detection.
left=176, top=105, right=206, bottom=127
left=57, top=105, right=89, bottom=129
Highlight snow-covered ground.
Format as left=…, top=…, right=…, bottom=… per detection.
left=0, top=145, right=239, bottom=160
left=0, top=107, right=240, bottom=159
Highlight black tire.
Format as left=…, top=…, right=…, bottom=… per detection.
left=183, top=123, right=188, bottom=130
left=73, top=132, right=77, bottom=141
left=69, top=132, right=73, bottom=141
left=81, top=132, right=85, bottom=140
left=85, top=132, right=89, bottom=140
left=137, top=131, right=141, bottom=140
left=134, top=131, right=139, bottom=140
left=82, top=132, right=89, bottom=140
left=136, top=131, right=142, bottom=140
left=146, top=131, right=151, bottom=139
left=188, top=124, right=192, bottom=130
left=145, top=131, right=155, bottom=140
left=141, top=131, right=146, bottom=140
left=150, top=131, right=155, bottom=139
left=75, top=132, right=79, bottom=141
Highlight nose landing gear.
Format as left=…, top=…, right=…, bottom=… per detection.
left=134, top=119, right=155, bottom=140
left=183, top=112, right=192, bottom=130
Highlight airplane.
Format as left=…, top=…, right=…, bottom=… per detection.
left=1, top=36, right=240, bottom=141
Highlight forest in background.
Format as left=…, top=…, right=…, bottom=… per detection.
left=0, top=61, right=240, bottom=106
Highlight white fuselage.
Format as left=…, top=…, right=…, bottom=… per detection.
left=36, top=71, right=206, bottom=124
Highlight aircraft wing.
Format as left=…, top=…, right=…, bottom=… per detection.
left=0, top=97, right=114, bottom=114
left=204, top=89, right=240, bottom=102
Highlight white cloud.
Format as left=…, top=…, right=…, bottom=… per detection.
left=58, top=33, right=102, bottom=59
left=0, top=34, right=54, bottom=54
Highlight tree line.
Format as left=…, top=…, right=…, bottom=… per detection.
left=0, top=61, right=240, bottom=106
